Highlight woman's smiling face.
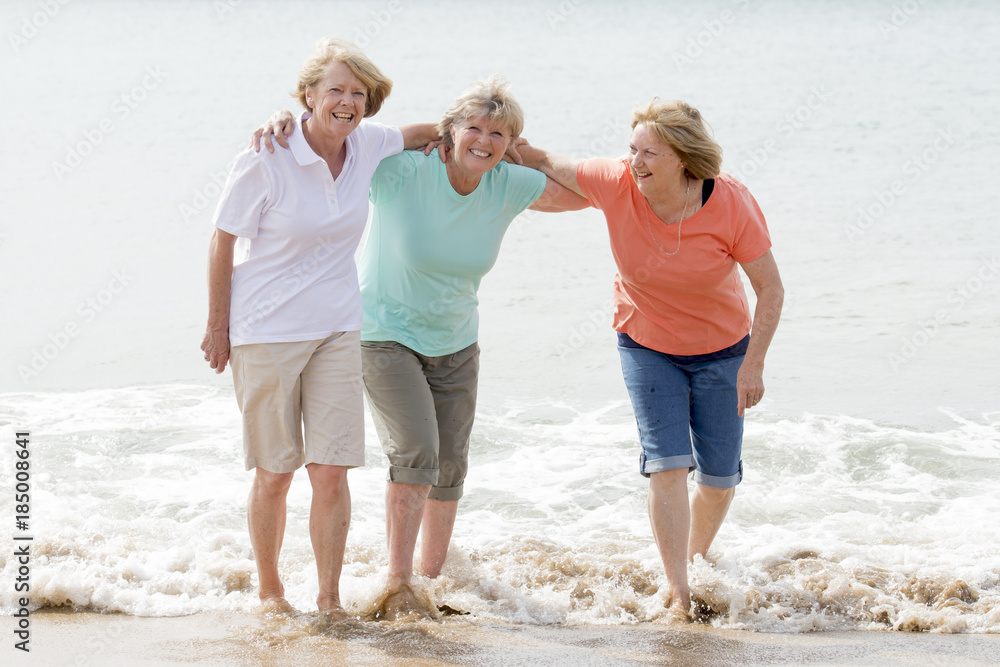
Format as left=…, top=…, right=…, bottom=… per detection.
left=305, top=60, right=368, bottom=139
left=628, top=123, right=686, bottom=196
left=448, top=114, right=512, bottom=176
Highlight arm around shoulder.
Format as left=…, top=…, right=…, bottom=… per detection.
left=528, top=176, right=591, bottom=212
left=399, top=123, right=441, bottom=150
left=514, top=140, right=585, bottom=198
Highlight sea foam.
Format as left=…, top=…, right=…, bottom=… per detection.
left=2, top=387, right=997, bottom=632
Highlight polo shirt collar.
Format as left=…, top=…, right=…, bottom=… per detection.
left=289, top=112, right=323, bottom=166
left=289, top=111, right=358, bottom=172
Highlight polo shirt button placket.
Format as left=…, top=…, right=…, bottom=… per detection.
left=324, top=175, right=339, bottom=215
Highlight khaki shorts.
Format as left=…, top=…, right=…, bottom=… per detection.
left=361, top=341, right=479, bottom=502
left=231, top=331, right=365, bottom=473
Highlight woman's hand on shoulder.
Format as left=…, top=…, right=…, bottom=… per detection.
left=250, top=110, right=296, bottom=154
left=400, top=123, right=446, bottom=161
left=502, top=138, right=528, bottom=166
left=513, top=139, right=585, bottom=198
left=420, top=139, right=449, bottom=163
left=507, top=137, right=544, bottom=167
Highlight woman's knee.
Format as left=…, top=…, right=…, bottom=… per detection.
left=306, top=463, right=349, bottom=492
left=253, top=468, right=294, bottom=496
left=694, top=483, right=735, bottom=503
left=649, top=468, right=690, bottom=491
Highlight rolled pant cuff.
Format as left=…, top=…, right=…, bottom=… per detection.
left=640, top=453, right=695, bottom=478
left=692, top=461, right=743, bottom=489
left=428, top=482, right=463, bottom=502
left=387, top=465, right=438, bottom=487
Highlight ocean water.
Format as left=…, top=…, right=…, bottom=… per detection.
left=2, top=0, right=999, bottom=635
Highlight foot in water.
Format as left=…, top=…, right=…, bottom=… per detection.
left=664, top=604, right=693, bottom=624
left=317, top=593, right=347, bottom=615
left=663, top=592, right=693, bottom=624
left=316, top=606, right=350, bottom=621
left=307, top=607, right=358, bottom=635
left=256, top=597, right=296, bottom=615
left=375, top=582, right=436, bottom=621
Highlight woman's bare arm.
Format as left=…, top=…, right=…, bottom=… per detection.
left=200, top=229, right=238, bottom=374
left=736, top=250, right=784, bottom=416
left=514, top=139, right=585, bottom=198
left=528, top=177, right=590, bottom=212
left=249, top=112, right=442, bottom=160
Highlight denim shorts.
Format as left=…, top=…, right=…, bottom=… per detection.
left=618, top=343, right=744, bottom=488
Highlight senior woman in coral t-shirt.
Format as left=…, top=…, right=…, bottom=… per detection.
left=516, top=99, right=784, bottom=618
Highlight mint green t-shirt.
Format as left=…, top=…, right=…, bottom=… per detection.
left=360, top=149, right=546, bottom=356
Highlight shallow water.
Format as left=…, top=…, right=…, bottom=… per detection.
left=2, top=385, right=998, bottom=633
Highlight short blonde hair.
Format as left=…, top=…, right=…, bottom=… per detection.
left=435, top=75, right=525, bottom=148
left=293, top=37, right=392, bottom=117
left=631, top=99, right=722, bottom=180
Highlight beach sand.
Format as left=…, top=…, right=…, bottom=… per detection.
left=24, top=610, right=1000, bottom=666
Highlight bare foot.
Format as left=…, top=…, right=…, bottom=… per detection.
left=372, top=582, right=435, bottom=621
left=256, top=597, right=295, bottom=615
left=665, top=586, right=691, bottom=611
left=306, top=606, right=353, bottom=634
left=316, top=605, right=349, bottom=621
left=664, top=604, right=693, bottom=625
left=384, top=583, right=425, bottom=618
left=662, top=588, right=692, bottom=624
left=258, top=581, right=286, bottom=604
left=317, top=594, right=344, bottom=613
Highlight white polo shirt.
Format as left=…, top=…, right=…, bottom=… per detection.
left=213, top=113, right=403, bottom=346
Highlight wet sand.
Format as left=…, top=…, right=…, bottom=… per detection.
left=25, top=610, right=1000, bottom=666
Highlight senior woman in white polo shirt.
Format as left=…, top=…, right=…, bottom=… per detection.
left=200, top=38, right=438, bottom=615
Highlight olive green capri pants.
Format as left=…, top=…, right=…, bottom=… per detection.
left=360, top=341, right=479, bottom=502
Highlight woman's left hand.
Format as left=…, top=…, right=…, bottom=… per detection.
left=250, top=110, right=296, bottom=153
left=736, top=359, right=765, bottom=417
left=503, top=139, right=525, bottom=165
left=419, top=140, right=450, bottom=162
left=400, top=123, right=446, bottom=162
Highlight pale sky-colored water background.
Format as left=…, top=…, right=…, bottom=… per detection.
left=1, top=0, right=997, bottom=424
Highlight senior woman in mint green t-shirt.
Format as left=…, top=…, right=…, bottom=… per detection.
left=360, top=77, right=586, bottom=617
left=257, top=76, right=586, bottom=617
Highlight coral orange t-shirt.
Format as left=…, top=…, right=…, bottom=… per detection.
left=577, top=158, right=772, bottom=356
